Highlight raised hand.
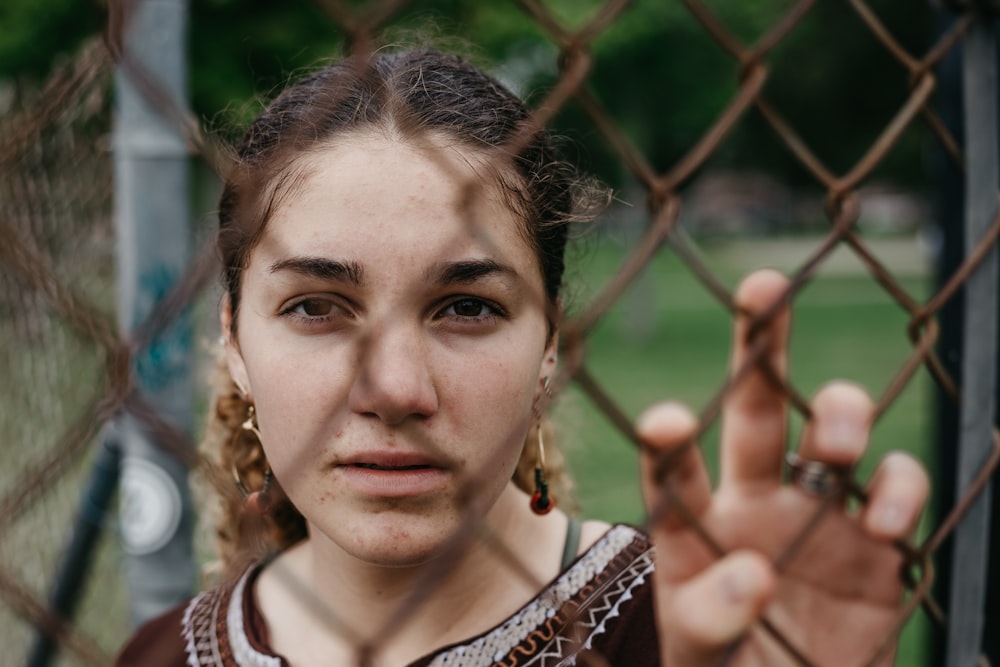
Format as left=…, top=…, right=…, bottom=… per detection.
left=639, top=269, right=929, bottom=666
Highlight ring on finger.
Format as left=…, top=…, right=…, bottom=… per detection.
left=786, top=452, right=848, bottom=498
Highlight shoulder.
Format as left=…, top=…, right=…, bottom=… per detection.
left=420, top=523, right=657, bottom=666
left=113, top=600, right=190, bottom=667
left=570, top=522, right=654, bottom=602
left=114, top=566, right=272, bottom=667
left=574, top=523, right=658, bottom=664
left=577, top=518, right=613, bottom=553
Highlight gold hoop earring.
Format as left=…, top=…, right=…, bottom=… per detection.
left=233, top=404, right=272, bottom=515
left=529, top=421, right=554, bottom=515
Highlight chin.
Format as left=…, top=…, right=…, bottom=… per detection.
left=327, top=510, right=466, bottom=568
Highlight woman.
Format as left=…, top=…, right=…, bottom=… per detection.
left=116, top=49, right=929, bottom=666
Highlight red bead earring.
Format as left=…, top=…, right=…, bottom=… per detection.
left=530, top=421, right=554, bottom=515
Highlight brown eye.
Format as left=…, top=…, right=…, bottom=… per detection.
left=451, top=298, right=486, bottom=317
left=296, top=299, right=334, bottom=317
left=438, top=297, right=504, bottom=323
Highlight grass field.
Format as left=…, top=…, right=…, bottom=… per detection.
left=557, top=232, right=936, bottom=665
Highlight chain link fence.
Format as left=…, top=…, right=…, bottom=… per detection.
left=1, top=0, right=998, bottom=665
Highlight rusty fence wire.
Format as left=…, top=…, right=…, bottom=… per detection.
left=1, top=0, right=998, bottom=665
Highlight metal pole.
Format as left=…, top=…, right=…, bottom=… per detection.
left=25, top=436, right=121, bottom=667
left=946, top=10, right=999, bottom=667
left=112, top=0, right=196, bottom=627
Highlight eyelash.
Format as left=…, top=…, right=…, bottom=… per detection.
left=279, top=297, right=349, bottom=325
left=436, top=296, right=506, bottom=324
left=277, top=295, right=507, bottom=330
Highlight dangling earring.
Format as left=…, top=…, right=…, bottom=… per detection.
left=530, top=421, right=554, bottom=515
left=233, top=404, right=273, bottom=515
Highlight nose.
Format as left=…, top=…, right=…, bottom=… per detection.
left=347, top=322, right=439, bottom=425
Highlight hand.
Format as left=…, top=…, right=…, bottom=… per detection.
left=639, top=269, right=929, bottom=666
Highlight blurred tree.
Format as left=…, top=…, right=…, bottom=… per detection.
left=0, top=0, right=934, bottom=190
left=0, top=0, right=103, bottom=81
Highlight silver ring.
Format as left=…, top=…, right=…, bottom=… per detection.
left=786, top=452, right=845, bottom=497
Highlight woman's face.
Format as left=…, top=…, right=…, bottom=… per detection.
left=225, top=133, right=557, bottom=566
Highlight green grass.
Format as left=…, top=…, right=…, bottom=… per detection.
left=556, top=233, right=935, bottom=666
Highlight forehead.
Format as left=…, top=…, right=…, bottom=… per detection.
left=256, top=132, right=536, bottom=269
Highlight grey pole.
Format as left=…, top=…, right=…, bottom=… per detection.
left=112, top=0, right=197, bottom=627
left=946, top=11, right=999, bottom=667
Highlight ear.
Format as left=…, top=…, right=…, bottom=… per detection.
left=536, top=313, right=559, bottom=402
left=540, top=325, right=559, bottom=380
left=540, top=298, right=562, bottom=380
left=220, top=295, right=252, bottom=400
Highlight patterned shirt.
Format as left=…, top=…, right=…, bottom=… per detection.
left=116, top=524, right=659, bottom=666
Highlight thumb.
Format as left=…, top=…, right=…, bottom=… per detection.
left=657, top=550, right=775, bottom=666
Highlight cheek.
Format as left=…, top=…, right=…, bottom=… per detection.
left=242, top=345, right=355, bottom=462
left=435, top=344, right=542, bottom=457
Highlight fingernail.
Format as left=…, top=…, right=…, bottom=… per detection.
left=871, top=502, right=906, bottom=535
left=819, top=417, right=865, bottom=454
left=719, top=565, right=756, bottom=605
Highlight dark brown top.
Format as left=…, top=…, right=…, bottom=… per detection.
left=115, top=524, right=659, bottom=666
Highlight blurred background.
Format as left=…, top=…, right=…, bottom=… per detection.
left=0, top=1, right=994, bottom=665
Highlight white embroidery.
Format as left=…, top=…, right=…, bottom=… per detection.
left=182, top=589, right=224, bottom=667
left=227, top=570, right=283, bottom=667
left=426, top=525, right=644, bottom=667
left=181, top=525, right=649, bottom=667
left=571, top=558, right=655, bottom=664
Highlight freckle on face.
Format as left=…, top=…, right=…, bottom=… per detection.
left=233, top=134, right=553, bottom=566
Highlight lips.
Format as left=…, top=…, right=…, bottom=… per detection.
left=336, top=452, right=451, bottom=497
left=338, top=452, right=446, bottom=470
left=352, top=463, right=432, bottom=471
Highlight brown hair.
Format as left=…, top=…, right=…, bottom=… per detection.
left=204, top=49, right=596, bottom=575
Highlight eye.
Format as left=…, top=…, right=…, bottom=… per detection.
left=450, top=298, right=489, bottom=318
left=294, top=299, right=335, bottom=317
left=437, top=297, right=505, bottom=322
left=279, top=296, right=351, bottom=326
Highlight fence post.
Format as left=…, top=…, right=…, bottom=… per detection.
left=946, top=9, right=1000, bottom=667
left=112, top=0, right=197, bottom=626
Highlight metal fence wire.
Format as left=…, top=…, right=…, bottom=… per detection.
left=1, top=0, right=998, bottom=665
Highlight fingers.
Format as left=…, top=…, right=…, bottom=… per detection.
left=796, top=381, right=874, bottom=467
left=658, top=550, right=776, bottom=667
left=720, top=269, right=792, bottom=490
left=862, top=451, right=929, bottom=540
left=794, top=383, right=929, bottom=542
left=638, top=402, right=711, bottom=531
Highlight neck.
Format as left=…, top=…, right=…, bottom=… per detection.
left=260, top=483, right=568, bottom=665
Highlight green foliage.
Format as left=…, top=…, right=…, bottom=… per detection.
left=188, top=0, right=343, bottom=131
left=0, top=0, right=103, bottom=80
left=2, top=0, right=938, bottom=192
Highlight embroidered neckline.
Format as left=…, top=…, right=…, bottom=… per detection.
left=425, top=524, right=645, bottom=666
left=183, top=524, right=648, bottom=667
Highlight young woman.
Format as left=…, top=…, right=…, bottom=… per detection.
left=115, top=49, right=930, bottom=666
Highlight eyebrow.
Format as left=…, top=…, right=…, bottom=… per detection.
left=268, top=256, right=366, bottom=286
left=428, top=259, right=517, bottom=285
